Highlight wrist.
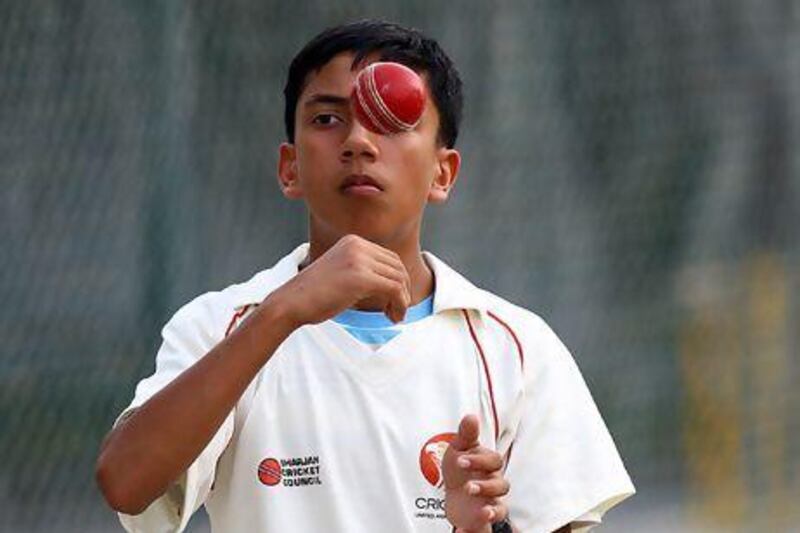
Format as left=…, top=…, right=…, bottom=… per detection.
left=253, top=290, right=304, bottom=338
left=264, top=279, right=317, bottom=329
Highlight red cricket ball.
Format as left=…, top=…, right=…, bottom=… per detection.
left=351, top=62, right=426, bottom=135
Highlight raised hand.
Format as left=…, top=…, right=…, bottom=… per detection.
left=270, top=234, right=412, bottom=326
left=442, top=415, right=510, bottom=533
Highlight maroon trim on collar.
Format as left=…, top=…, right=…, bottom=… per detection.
left=462, top=309, right=499, bottom=442
left=487, top=311, right=525, bottom=371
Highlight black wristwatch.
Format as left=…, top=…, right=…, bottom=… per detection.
left=450, top=519, right=512, bottom=533
left=492, top=519, right=513, bottom=533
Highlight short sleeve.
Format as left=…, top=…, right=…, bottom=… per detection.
left=116, top=295, right=235, bottom=533
left=504, top=319, right=635, bottom=532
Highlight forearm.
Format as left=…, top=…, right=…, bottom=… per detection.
left=96, top=294, right=297, bottom=514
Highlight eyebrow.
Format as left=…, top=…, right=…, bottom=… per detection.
left=303, top=94, right=350, bottom=107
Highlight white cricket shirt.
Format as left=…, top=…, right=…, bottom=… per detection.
left=118, top=244, right=634, bottom=533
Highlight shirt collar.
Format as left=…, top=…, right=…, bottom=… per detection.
left=422, top=251, right=488, bottom=314
left=227, top=243, right=307, bottom=308
left=231, top=243, right=488, bottom=315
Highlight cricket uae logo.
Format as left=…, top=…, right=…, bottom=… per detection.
left=419, top=433, right=457, bottom=488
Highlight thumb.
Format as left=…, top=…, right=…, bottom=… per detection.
left=451, top=414, right=480, bottom=451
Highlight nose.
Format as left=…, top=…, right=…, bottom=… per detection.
left=340, top=119, right=379, bottom=162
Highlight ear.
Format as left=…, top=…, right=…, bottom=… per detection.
left=428, top=148, right=461, bottom=204
left=277, top=142, right=303, bottom=199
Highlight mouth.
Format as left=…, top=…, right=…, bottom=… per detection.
left=340, top=174, right=384, bottom=196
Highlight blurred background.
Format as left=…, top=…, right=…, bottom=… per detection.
left=1, top=1, right=798, bottom=531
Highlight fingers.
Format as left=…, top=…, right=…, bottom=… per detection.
left=464, top=477, right=510, bottom=498
left=369, top=260, right=411, bottom=303
left=367, top=267, right=411, bottom=323
left=292, top=235, right=418, bottom=326
left=451, top=414, right=480, bottom=451
left=358, top=239, right=411, bottom=285
left=452, top=502, right=508, bottom=533
left=369, top=242, right=409, bottom=274
left=481, top=501, right=509, bottom=525
left=456, top=450, right=504, bottom=473
left=368, top=247, right=412, bottom=299
left=348, top=237, right=412, bottom=323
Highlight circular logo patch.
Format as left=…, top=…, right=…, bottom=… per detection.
left=258, top=457, right=282, bottom=486
left=419, top=433, right=457, bottom=488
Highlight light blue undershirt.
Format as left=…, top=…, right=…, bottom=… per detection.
left=332, top=294, right=434, bottom=347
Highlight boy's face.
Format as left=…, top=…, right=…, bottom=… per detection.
left=278, top=52, right=460, bottom=247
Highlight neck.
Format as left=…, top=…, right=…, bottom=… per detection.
left=304, top=232, right=434, bottom=309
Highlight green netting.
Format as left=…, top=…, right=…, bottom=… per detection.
left=1, top=1, right=798, bottom=531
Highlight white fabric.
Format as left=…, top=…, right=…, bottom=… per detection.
left=117, top=243, right=634, bottom=533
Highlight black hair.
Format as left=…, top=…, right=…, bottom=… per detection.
left=283, top=20, right=463, bottom=148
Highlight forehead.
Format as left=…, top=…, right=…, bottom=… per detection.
left=298, top=53, right=363, bottom=103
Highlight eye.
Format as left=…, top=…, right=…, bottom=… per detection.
left=311, top=113, right=343, bottom=126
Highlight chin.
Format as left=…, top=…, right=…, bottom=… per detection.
left=340, top=211, right=391, bottom=234
left=342, top=226, right=390, bottom=244
left=343, top=221, right=407, bottom=246
left=311, top=211, right=415, bottom=247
